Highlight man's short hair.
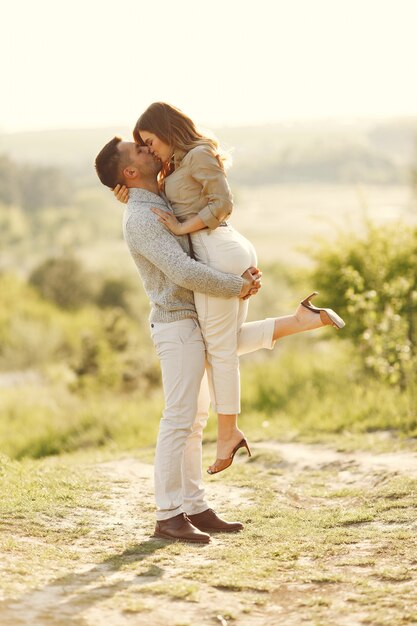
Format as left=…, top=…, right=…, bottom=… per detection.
left=95, top=136, right=126, bottom=189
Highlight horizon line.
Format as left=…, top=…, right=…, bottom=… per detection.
left=2, top=114, right=417, bottom=136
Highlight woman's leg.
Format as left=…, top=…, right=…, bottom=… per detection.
left=236, top=302, right=334, bottom=357
left=192, top=227, right=256, bottom=473
left=193, top=289, right=246, bottom=474
left=207, top=299, right=341, bottom=472
left=210, top=294, right=251, bottom=470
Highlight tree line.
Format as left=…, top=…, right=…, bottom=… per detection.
left=0, top=155, right=74, bottom=211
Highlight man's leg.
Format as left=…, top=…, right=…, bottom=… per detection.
left=181, top=370, right=211, bottom=516
left=151, top=318, right=206, bottom=521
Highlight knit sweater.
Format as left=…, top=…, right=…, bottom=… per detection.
left=123, top=188, right=243, bottom=323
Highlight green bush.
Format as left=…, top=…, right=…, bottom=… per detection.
left=69, top=308, right=160, bottom=394
left=238, top=341, right=417, bottom=439
left=96, top=277, right=132, bottom=311
left=29, top=255, right=94, bottom=309
left=0, top=273, right=159, bottom=393
left=310, top=221, right=417, bottom=387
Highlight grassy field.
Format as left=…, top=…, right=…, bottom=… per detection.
left=1, top=327, right=417, bottom=625
left=234, top=183, right=414, bottom=265
left=1, top=182, right=416, bottom=624
left=1, top=438, right=417, bottom=625
left=2, top=333, right=416, bottom=462
left=4, top=182, right=410, bottom=274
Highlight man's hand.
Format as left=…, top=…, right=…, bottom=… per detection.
left=239, top=266, right=262, bottom=300
left=113, top=184, right=129, bottom=204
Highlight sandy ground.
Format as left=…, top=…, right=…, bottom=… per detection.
left=1, top=440, right=417, bottom=626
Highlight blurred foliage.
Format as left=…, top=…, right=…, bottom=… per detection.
left=0, top=154, right=74, bottom=210
left=231, top=141, right=402, bottom=186
left=29, top=255, right=93, bottom=309
left=0, top=202, right=29, bottom=248
left=0, top=385, right=162, bottom=460
left=222, top=121, right=416, bottom=186
left=96, top=276, right=132, bottom=310
left=411, top=142, right=417, bottom=199
left=1, top=137, right=416, bottom=460
left=0, top=273, right=158, bottom=393
left=239, top=341, right=416, bottom=440
left=2, top=119, right=416, bottom=188
left=310, top=221, right=417, bottom=388
left=0, top=190, right=120, bottom=262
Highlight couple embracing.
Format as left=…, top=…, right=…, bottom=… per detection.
left=95, top=102, right=344, bottom=544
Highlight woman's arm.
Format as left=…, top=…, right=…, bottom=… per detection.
left=151, top=208, right=206, bottom=235
left=156, top=146, right=233, bottom=234
left=188, top=145, right=233, bottom=229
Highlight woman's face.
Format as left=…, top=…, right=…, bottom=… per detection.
left=139, top=131, right=172, bottom=164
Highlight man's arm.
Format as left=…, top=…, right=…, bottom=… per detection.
left=124, top=208, right=244, bottom=298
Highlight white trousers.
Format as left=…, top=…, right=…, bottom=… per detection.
left=151, top=316, right=275, bottom=520
left=192, top=225, right=258, bottom=414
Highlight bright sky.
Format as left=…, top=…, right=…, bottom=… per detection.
left=2, top=0, right=416, bottom=132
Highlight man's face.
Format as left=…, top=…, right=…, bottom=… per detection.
left=118, top=141, right=161, bottom=180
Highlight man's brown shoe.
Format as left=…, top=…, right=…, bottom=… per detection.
left=187, top=508, right=243, bottom=533
left=154, top=513, right=211, bottom=543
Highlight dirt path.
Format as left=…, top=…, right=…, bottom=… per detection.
left=1, top=441, right=417, bottom=626
left=253, top=440, right=417, bottom=477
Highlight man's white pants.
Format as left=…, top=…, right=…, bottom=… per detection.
left=151, top=316, right=275, bottom=521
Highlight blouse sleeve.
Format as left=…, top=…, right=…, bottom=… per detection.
left=188, top=145, right=234, bottom=229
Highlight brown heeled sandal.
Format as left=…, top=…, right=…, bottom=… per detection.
left=207, top=438, right=252, bottom=475
left=300, top=291, right=345, bottom=329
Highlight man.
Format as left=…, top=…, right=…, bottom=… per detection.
left=95, top=137, right=275, bottom=543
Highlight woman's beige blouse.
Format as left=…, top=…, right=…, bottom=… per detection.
left=163, top=144, right=233, bottom=230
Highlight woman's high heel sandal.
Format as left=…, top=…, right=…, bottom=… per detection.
left=301, top=291, right=345, bottom=329
left=207, top=438, right=252, bottom=475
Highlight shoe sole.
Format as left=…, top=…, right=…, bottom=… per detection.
left=153, top=531, right=210, bottom=543
left=196, top=526, right=243, bottom=533
left=320, top=309, right=346, bottom=329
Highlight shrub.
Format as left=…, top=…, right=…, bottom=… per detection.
left=310, top=221, right=417, bottom=387
left=96, top=277, right=132, bottom=311
left=29, top=255, right=93, bottom=310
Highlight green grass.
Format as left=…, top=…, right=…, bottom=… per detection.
left=0, top=451, right=111, bottom=598
left=1, top=444, right=417, bottom=624
left=0, top=385, right=163, bottom=459
left=210, top=336, right=417, bottom=453
left=2, top=336, right=416, bottom=462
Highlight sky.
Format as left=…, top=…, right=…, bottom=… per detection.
left=2, top=0, right=417, bottom=133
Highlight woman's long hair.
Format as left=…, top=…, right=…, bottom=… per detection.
left=133, top=102, right=229, bottom=182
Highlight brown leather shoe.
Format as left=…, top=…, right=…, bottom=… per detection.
left=154, top=513, right=211, bottom=543
left=187, top=508, right=243, bottom=533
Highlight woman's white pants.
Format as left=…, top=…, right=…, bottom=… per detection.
left=191, top=225, right=258, bottom=414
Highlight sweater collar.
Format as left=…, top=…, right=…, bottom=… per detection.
left=128, top=188, right=166, bottom=205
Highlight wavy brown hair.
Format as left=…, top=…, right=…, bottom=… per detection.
left=133, top=102, right=229, bottom=182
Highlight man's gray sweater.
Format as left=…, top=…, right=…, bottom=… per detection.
left=123, top=188, right=243, bottom=323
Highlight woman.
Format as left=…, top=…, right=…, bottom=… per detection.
left=114, top=102, right=344, bottom=475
